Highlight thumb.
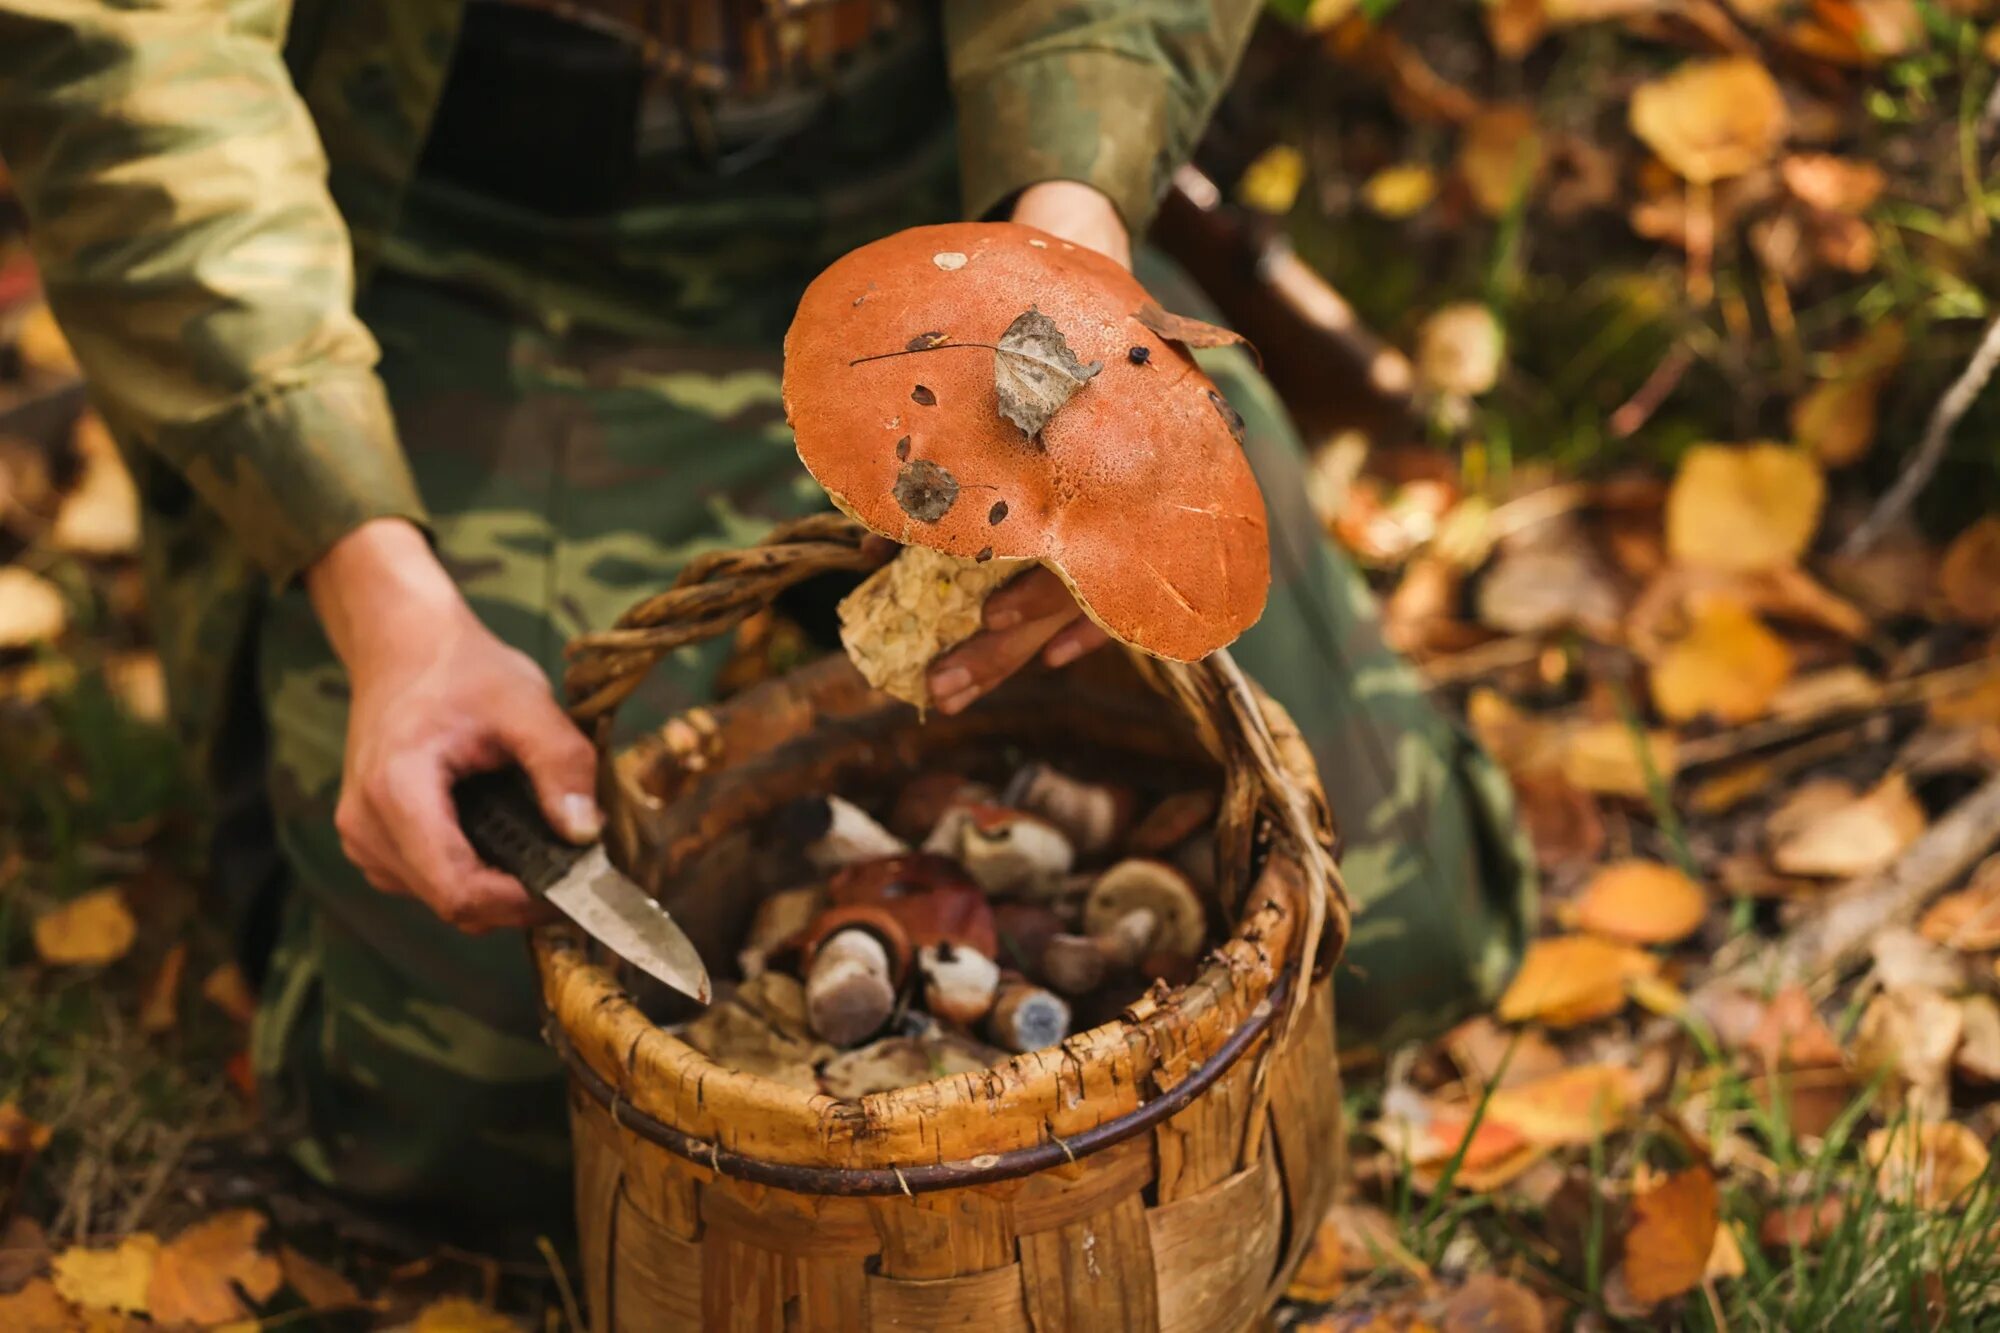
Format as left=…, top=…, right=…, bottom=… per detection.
left=501, top=699, right=603, bottom=844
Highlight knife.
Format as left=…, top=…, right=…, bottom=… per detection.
left=453, top=766, right=712, bottom=1004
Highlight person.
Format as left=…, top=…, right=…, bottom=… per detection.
left=0, top=0, right=1530, bottom=1228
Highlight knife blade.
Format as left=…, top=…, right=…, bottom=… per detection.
left=453, top=766, right=711, bottom=1004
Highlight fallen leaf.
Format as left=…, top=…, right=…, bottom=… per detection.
left=1666, top=443, right=1824, bottom=573
left=137, top=942, right=187, bottom=1034
left=1421, top=1110, right=1532, bottom=1171
left=51, top=411, right=140, bottom=557
left=1132, top=303, right=1254, bottom=358
left=1790, top=0, right=1924, bottom=65
left=1758, top=1197, right=1845, bottom=1250
left=1239, top=143, right=1305, bottom=214
left=1770, top=665, right=1880, bottom=719
left=1919, top=857, right=2000, bottom=950
left=1555, top=722, right=1680, bottom=798
left=1867, top=1122, right=1990, bottom=1209
left=1498, top=935, right=1660, bottom=1026
left=992, top=307, right=1102, bottom=438
left=0, top=1277, right=77, bottom=1332
left=1488, top=1064, right=1640, bottom=1146
left=1288, top=1202, right=1428, bottom=1306
left=1791, top=321, right=1904, bottom=466
left=1853, top=987, right=1962, bottom=1119
left=1512, top=770, right=1606, bottom=870
left=33, top=889, right=137, bottom=967
left=1445, top=1015, right=1570, bottom=1089
left=1872, top=926, right=1972, bottom=995
left=1940, top=517, right=2000, bottom=625
left=104, top=652, right=167, bottom=724
left=0, top=567, right=67, bottom=649
left=1650, top=598, right=1794, bottom=724
left=278, top=1246, right=361, bottom=1311
left=1780, top=154, right=1887, bottom=213
left=14, top=302, right=78, bottom=377
left=147, top=1211, right=282, bottom=1327
left=0, top=1215, right=51, bottom=1294
left=201, top=962, right=258, bottom=1025
left=1743, top=986, right=1844, bottom=1071
left=1362, top=163, right=1438, bottom=218
left=0, top=1101, right=51, bottom=1155
left=50, top=1235, right=159, bottom=1316
left=1458, top=104, right=1545, bottom=217
left=1476, top=543, right=1622, bottom=637
left=410, top=1294, right=521, bottom=1332
left=1416, top=303, right=1505, bottom=396
left=1620, top=1166, right=1721, bottom=1304
left=1628, top=970, right=1688, bottom=1018
left=1629, top=57, right=1787, bottom=183
left=1571, top=860, right=1708, bottom=945
left=1442, top=1273, right=1547, bottom=1332
left=1771, top=772, right=1926, bottom=877
left=1824, top=528, right=1936, bottom=619
left=1954, top=995, right=2000, bottom=1082
left=1705, top=1219, right=1747, bottom=1281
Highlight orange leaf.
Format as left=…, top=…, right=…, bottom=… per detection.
left=202, top=962, right=258, bottom=1026
left=279, top=1247, right=361, bottom=1311
left=1781, top=154, right=1887, bottom=213
left=32, top=890, right=136, bottom=967
left=1629, top=57, right=1787, bottom=183
left=1498, top=935, right=1660, bottom=1027
left=1487, top=1065, right=1640, bottom=1147
left=1573, top=860, right=1709, bottom=945
left=50, top=1235, right=158, bottom=1316
left=0, top=1101, right=51, bottom=1155
left=1423, top=1111, right=1531, bottom=1170
left=410, top=1294, right=522, bottom=1332
left=1666, top=443, right=1824, bottom=573
left=146, top=1211, right=281, bottom=1328
left=0, top=1277, right=79, bottom=1331
left=1941, top=517, right=2000, bottom=625
left=1555, top=723, right=1680, bottom=799
left=1867, top=1122, right=1990, bottom=1209
left=1621, top=1166, right=1721, bottom=1304
left=1920, top=857, right=2000, bottom=950
left=1743, top=986, right=1844, bottom=1071
left=1458, top=105, right=1545, bottom=218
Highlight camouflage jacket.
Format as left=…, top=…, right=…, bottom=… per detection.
left=0, top=0, right=1258, bottom=766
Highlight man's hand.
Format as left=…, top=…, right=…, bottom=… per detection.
left=925, top=181, right=1131, bottom=714
left=307, top=519, right=601, bottom=933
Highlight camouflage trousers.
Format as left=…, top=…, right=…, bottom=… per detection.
left=247, top=259, right=1532, bottom=1222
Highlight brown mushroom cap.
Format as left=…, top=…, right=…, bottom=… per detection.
left=783, top=221, right=1271, bottom=662
left=1082, top=859, right=1208, bottom=960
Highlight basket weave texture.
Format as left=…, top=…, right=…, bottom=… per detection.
left=539, top=515, right=1352, bottom=1331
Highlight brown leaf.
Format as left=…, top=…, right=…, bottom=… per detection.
left=1133, top=303, right=1256, bottom=361
left=1572, top=860, right=1709, bottom=945
left=1476, top=543, right=1622, bottom=638
left=1650, top=598, right=1794, bottom=724
left=1771, top=772, right=1926, bottom=878
left=278, top=1246, right=361, bottom=1311
left=33, top=889, right=136, bottom=967
left=1666, top=443, right=1824, bottom=573
left=1442, top=1273, right=1547, bottom=1332
left=1629, top=57, right=1787, bottom=183
left=1866, top=1122, right=1989, bottom=1208
left=1288, top=1202, right=1428, bottom=1303
left=0, top=568, right=66, bottom=650
left=146, top=1211, right=281, bottom=1327
left=0, top=1101, right=52, bottom=1155
left=1458, top=105, right=1545, bottom=218
left=892, top=458, right=959, bottom=524
left=1743, top=985, right=1844, bottom=1071
left=1487, top=1065, right=1641, bottom=1147
left=1941, top=517, right=2000, bottom=625
left=50, top=1235, right=158, bottom=1316
left=137, top=942, right=187, bottom=1034
left=1620, top=1166, right=1721, bottom=1305
left=0, top=1277, right=78, bottom=1331
left=1512, top=770, right=1606, bottom=871
left=1789, top=0, right=1923, bottom=65
left=1497, top=935, right=1660, bottom=1026
left=993, top=308, right=1101, bottom=438
left=1919, top=856, right=2000, bottom=950
left=1790, top=321, right=1904, bottom=467
left=1445, top=1015, right=1570, bottom=1089
left=14, top=303, right=78, bottom=377
left=1759, top=1197, right=1845, bottom=1250
left=0, top=1215, right=51, bottom=1294
left=201, top=962, right=259, bottom=1026
left=1853, top=987, right=1961, bottom=1119
left=1781, top=154, right=1887, bottom=213
left=1953, top=995, right=2000, bottom=1083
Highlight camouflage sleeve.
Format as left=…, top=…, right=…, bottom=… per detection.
left=943, top=0, right=1262, bottom=234
left=0, top=0, right=426, bottom=586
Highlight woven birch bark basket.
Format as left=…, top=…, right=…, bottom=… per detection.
left=542, top=514, right=1352, bottom=1332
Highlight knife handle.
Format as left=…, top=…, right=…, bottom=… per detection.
left=452, top=765, right=589, bottom=897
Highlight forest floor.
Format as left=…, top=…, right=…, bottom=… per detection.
left=9, top=3, right=2000, bottom=1330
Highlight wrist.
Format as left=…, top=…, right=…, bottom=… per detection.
left=1011, top=181, right=1132, bottom=270
left=306, top=518, right=472, bottom=674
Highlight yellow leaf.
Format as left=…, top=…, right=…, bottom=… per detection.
left=1573, top=860, right=1709, bottom=945
left=1457, top=105, right=1544, bottom=217
left=411, top=1295, right=521, bottom=1332
left=146, top=1211, right=281, bottom=1328
left=33, top=890, right=137, bottom=967
left=0, top=1277, right=80, bottom=1332
left=1705, top=1218, right=1748, bottom=1282
left=1487, top=1064, right=1640, bottom=1147
left=1650, top=598, right=1794, bottom=725
left=0, top=568, right=67, bottom=650
left=1921, top=857, right=2000, bottom=950
left=1867, top=1122, right=1990, bottom=1209
left=50, top=1235, right=159, bottom=1316
left=1238, top=144, right=1305, bottom=215
left=1941, top=517, right=2000, bottom=625
left=1555, top=722, right=1680, bottom=798
left=50, top=412, right=140, bottom=558
left=1498, top=935, right=1660, bottom=1027
left=1629, top=57, right=1787, bottom=184
left=1666, top=443, right=1825, bottom=573
left=1780, top=153, right=1887, bottom=213
left=278, top=1246, right=361, bottom=1311
left=1791, top=321, right=1905, bottom=466
left=14, top=303, right=78, bottom=378
left=1415, top=303, right=1505, bottom=396
left=1361, top=163, right=1438, bottom=218
left=1771, top=772, right=1926, bottom=878
left=0, top=1100, right=52, bottom=1154
left=1620, top=1166, right=1721, bottom=1304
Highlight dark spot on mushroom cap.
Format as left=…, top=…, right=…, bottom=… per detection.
left=906, top=331, right=948, bottom=352
left=895, top=435, right=911, bottom=461
left=893, top=459, right=959, bottom=523
left=1128, top=345, right=1151, bottom=365
left=912, top=385, right=937, bottom=406
left=1207, top=388, right=1245, bottom=444
left=976, top=546, right=994, bottom=562
left=988, top=499, right=1009, bottom=525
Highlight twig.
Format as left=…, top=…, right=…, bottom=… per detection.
left=1608, top=345, right=1695, bottom=438
left=1676, top=655, right=2000, bottom=768
left=1418, top=634, right=1546, bottom=688
left=1756, top=769, right=2000, bottom=984
left=1842, top=311, right=2000, bottom=556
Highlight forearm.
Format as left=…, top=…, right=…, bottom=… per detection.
left=306, top=519, right=471, bottom=676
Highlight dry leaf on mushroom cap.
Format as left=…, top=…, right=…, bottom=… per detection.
left=783, top=222, right=1270, bottom=671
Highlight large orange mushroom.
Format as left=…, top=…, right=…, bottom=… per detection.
left=783, top=221, right=1271, bottom=705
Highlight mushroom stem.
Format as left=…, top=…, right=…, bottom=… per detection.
left=1004, top=764, right=1133, bottom=856
left=919, top=940, right=1002, bottom=1026
left=738, top=884, right=826, bottom=979
left=987, top=980, right=1072, bottom=1052
left=797, top=796, right=908, bottom=870
left=805, top=927, right=901, bottom=1047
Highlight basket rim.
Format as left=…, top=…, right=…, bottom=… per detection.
left=549, top=966, right=1296, bottom=1195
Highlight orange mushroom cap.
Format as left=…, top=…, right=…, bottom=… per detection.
left=783, top=221, right=1271, bottom=662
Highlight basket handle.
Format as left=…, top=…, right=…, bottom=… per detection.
left=561, top=513, right=1349, bottom=987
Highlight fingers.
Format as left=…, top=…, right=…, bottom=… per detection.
left=927, top=608, right=1075, bottom=715
left=498, top=697, right=602, bottom=844
left=980, top=567, right=1078, bottom=633
left=1042, top=617, right=1112, bottom=668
